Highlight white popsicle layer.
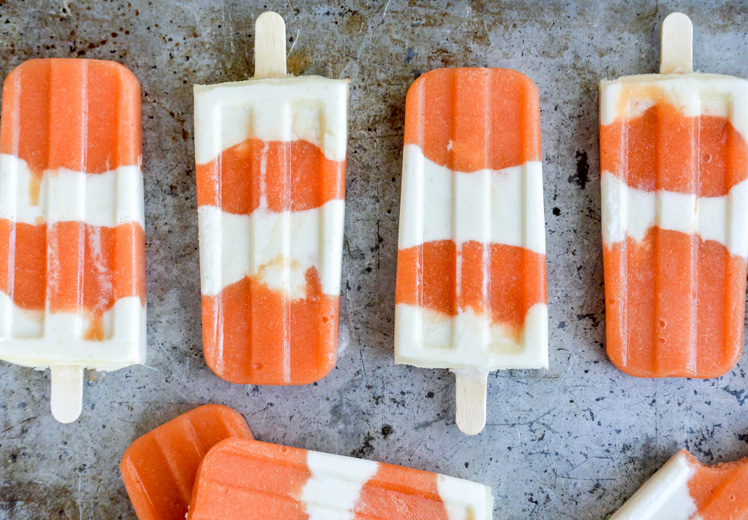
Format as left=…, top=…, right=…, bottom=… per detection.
left=395, top=302, right=548, bottom=370
left=0, top=154, right=144, bottom=227
left=194, top=76, right=349, bottom=164
left=398, top=144, right=545, bottom=254
left=0, top=294, right=146, bottom=370
left=299, top=450, right=494, bottom=520
left=610, top=451, right=697, bottom=520
left=601, top=171, right=748, bottom=258
left=198, top=200, right=345, bottom=298
left=600, top=73, right=748, bottom=142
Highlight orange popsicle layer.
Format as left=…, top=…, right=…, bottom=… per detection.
left=601, top=101, right=748, bottom=378
left=396, top=240, right=547, bottom=332
left=0, top=220, right=146, bottom=338
left=187, top=438, right=455, bottom=520
left=0, top=58, right=141, bottom=176
left=121, top=405, right=253, bottom=520
left=202, top=268, right=339, bottom=385
left=196, top=138, right=345, bottom=215
left=686, top=450, right=748, bottom=519
left=604, top=229, right=746, bottom=377
left=600, top=103, right=748, bottom=196
left=404, top=67, right=541, bottom=171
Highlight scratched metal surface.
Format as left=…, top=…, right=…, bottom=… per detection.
left=1, top=0, right=748, bottom=518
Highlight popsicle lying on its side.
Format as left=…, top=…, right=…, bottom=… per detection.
left=611, top=449, right=748, bottom=519
left=121, top=405, right=253, bottom=520
left=395, top=67, right=548, bottom=435
left=600, top=13, right=748, bottom=378
left=194, top=11, right=348, bottom=385
left=187, top=437, right=494, bottom=520
left=0, top=58, right=146, bottom=423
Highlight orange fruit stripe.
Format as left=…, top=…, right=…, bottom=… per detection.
left=121, top=405, right=253, bottom=520
left=396, top=240, right=547, bottom=331
left=604, top=229, right=746, bottom=378
left=685, top=451, right=748, bottom=519
left=0, top=58, right=142, bottom=176
left=354, top=464, right=449, bottom=519
left=202, top=269, right=339, bottom=385
left=404, top=68, right=541, bottom=173
left=0, top=220, right=146, bottom=338
left=600, top=103, right=748, bottom=196
left=187, top=439, right=311, bottom=520
left=196, top=138, right=345, bottom=215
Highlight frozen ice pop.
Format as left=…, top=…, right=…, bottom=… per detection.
left=194, top=12, right=347, bottom=385
left=0, top=58, right=146, bottom=423
left=611, top=449, right=748, bottom=520
left=395, top=67, right=548, bottom=434
left=600, top=13, right=748, bottom=378
left=187, top=437, right=494, bottom=520
left=121, top=405, right=253, bottom=520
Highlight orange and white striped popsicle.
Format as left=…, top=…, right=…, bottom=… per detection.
left=121, top=405, right=253, bottom=520
left=395, top=68, right=548, bottom=435
left=611, top=449, right=748, bottom=520
left=186, top=437, right=493, bottom=520
left=194, top=12, right=348, bottom=385
left=600, top=13, right=748, bottom=378
left=0, top=58, right=146, bottom=423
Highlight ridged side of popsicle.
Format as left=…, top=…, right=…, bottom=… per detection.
left=0, top=58, right=146, bottom=370
left=186, top=438, right=493, bottom=520
left=194, top=77, right=348, bottom=385
left=395, top=68, right=548, bottom=371
left=121, top=405, right=254, bottom=520
left=600, top=74, right=748, bottom=378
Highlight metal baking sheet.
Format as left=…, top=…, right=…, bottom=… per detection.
left=1, top=1, right=748, bottom=518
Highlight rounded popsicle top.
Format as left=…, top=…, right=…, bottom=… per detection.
left=0, top=58, right=142, bottom=176
left=404, top=67, right=541, bottom=173
left=120, top=405, right=253, bottom=520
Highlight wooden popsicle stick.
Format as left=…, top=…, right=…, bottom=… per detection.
left=254, top=11, right=287, bottom=79
left=50, top=365, right=83, bottom=424
left=660, top=12, right=693, bottom=74
left=454, top=370, right=488, bottom=435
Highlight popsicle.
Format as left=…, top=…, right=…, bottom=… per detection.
left=394, top=67, right=548, bottom=434
left=121, top=404, right=254, bottom=520
left=194, top=11, right=347, bottom=385
left=611, top=449, right=748, bottom=519
left=0, top=58, right=146, bottom=423
left=186, top=437, right=494, bottom=519
left=600, top=13, right=748, bottom=378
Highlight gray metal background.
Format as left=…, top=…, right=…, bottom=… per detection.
left=1, top=1, right=748, bottom=518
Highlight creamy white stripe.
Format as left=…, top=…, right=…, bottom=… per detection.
left=0, top=154, right=145, bottom=228
left=395, top=303, right=548, bottom=370
left=194, top=76, right=349, bottom=164
left=610, top=451, right=697, bottom=520
left=601, top=171, right=748, bottom=258
left=398, top=144, right=546, bottom=254
left=198, top=200, right=345, bottom=298
left=0, top=294, right=146, bottom=370
left=600, top=73, right=748, bottom=144
left=437, top=474, right=494, bottom=520
left=300, top=451, right=379, bottom=519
